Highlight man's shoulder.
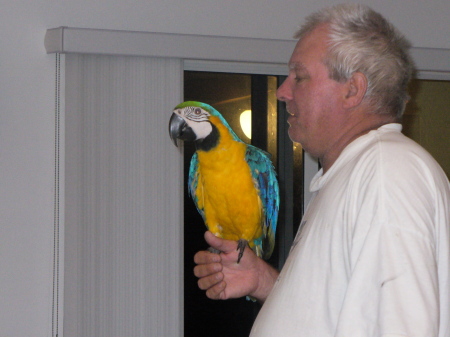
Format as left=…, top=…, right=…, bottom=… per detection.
left=339, top=124, right=448, bottom=189
left=356, top=123, right=439, bottom=170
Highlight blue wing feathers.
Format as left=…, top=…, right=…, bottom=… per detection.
left=245, top=145, right=280, bottom=259
left=188, top=153, right=206, bottom=222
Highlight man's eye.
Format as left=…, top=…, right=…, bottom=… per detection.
left=294, top=77, right=303, bottom=83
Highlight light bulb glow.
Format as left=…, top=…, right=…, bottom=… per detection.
left=240, top=110, right=252, bottom=139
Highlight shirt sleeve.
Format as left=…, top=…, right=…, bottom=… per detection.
left=336, top=140, right=441, bottom=336
left=377, top=149, right=440, bottom=336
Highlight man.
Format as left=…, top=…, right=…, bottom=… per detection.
left=194, top=4, right=450, bottom=336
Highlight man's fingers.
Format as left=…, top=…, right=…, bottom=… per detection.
left=192, top=232, right=243, bottom=301
left=197, top=271, right=224, bottom=291
left=205, top=281, right=227, bottom=300
left=193, top=245, right=228, bottom=299
left=193, top=250, right=221, bottom=265
left=193, top=260, right=222, bottom=278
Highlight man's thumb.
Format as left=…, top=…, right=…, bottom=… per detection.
left=204, top=231, right=237, bottom=254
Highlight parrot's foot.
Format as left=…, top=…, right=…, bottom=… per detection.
left=236, top=239, right=248, bottom=264
left=207, top=247, right=222, bottom=255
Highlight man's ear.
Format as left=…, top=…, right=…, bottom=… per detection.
left=343, top=72, right=368, bottom=108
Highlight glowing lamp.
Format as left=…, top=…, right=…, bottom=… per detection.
left=240, top=109, right=252, bottom=139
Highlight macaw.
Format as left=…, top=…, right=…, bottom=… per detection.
left=169, top=101, right=279, bottom=263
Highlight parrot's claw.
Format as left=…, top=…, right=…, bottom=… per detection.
left=236, top=239, right=248, bottom=264
left=207, top=247, right=222, bottom=255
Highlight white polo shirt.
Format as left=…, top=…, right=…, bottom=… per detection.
left=251, top=124, right=450, bottom=337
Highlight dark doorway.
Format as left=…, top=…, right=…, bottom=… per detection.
left=183, top=71, right=304, bottom=337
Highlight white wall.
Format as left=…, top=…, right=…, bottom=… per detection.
left=1, top=0, right=449, bottom=336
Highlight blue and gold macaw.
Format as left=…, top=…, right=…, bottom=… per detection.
left=169, top=101, right=279, bottom=263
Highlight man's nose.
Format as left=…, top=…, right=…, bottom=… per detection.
left=276, top=78, right=292, bottom=102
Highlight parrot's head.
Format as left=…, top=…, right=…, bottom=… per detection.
left=169, top=101, right=240, bottom=151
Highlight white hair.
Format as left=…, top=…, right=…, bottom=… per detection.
left=295, top=4, right=414, bottom=117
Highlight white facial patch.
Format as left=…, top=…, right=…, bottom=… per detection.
left=175, top=107, right=213, bottom=140
left=192, top=121, right=213, bottom=140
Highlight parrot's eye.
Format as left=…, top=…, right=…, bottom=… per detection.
left=185, top=106, right=209, bottom=122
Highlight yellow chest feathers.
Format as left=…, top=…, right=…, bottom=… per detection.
left=196, top=140, right=263, bottom=243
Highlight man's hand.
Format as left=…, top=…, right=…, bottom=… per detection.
left=193, top=231, right=279, bottom=302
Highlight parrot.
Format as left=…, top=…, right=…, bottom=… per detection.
left=168, top=101, right=279, bottom=263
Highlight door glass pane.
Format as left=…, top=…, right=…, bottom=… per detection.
left=267, top=76, right=278, bottom=164
left=184, top=71, right=252, bottom=143
left=403, top=79, right=450, bottom=178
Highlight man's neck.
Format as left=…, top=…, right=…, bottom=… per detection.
left=320, top=113, right=398, bottom=173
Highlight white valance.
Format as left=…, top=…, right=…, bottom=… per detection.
left=45, top=27, right=450, bottom=80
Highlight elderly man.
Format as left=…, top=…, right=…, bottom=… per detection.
left=194, top=4, right=450, bottom=336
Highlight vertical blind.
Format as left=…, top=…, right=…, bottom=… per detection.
left=64, top=54, right=183, bottom=336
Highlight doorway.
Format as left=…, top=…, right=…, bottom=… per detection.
left=182, top=70, right=304, bottom=336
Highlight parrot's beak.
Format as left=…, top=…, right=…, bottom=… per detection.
left=169, top=113, right=185, bottom=147
left=169, top=112, right=198, bottom=146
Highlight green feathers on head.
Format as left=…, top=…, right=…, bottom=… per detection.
left=176, top=101, right=241, bottom=142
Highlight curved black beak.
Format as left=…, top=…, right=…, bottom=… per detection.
left=169, top=112, right=198, bottom=146
left=169, top=113, right=185, bottom=147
